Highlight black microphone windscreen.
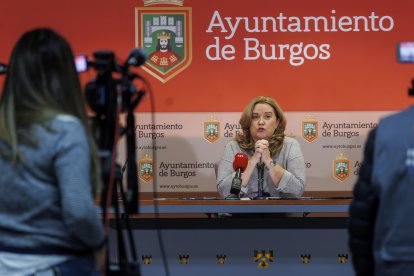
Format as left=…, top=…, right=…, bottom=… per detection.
left=127, top=48, right=147, bottom=67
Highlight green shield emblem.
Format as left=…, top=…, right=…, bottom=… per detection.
left=136, top=7, right=192, bottom=82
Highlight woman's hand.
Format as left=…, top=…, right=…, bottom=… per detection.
left=254, top=139, right=271, bottom=165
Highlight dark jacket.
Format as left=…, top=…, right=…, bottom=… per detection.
left=349, top=105, right=414, bottom=276
left=349, top=128, right=377, bottom=276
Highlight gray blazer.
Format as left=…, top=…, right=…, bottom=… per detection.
left=217, top=137, right=306, bottom=198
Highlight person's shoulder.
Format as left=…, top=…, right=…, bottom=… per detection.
left=226, top=140, right=239, bottom=147
left=379, top=106, right=414, bottom=126
left=283, top=135, right=300, bottom=146
left=382, top=105, right=414, bottom=122
left=48, top=115, right=86, bottom=136
left=51, top=114, right=83, bottom=128
left=224, top=139, right=244, bottom=154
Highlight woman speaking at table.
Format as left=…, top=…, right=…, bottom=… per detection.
left=217, top=96, right=305, bottom=199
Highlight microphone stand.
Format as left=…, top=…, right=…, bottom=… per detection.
left=226, top=168, right=242, bottom=200
left=253, top=162, right=266, bottom=200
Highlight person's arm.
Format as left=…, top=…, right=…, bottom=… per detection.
left=217, top=140, right=265, bottom=198
left=348, top=128, right=378, bottom=276
left=54, top=118, right=105, bottom=249
left=266, top=139, right=305, bottom=197
left=240, top=142, right=263, bottom=191
left=240, top=158, right=259, bottom=191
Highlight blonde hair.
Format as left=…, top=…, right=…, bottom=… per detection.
left=236, top=96, right=287, bottom=156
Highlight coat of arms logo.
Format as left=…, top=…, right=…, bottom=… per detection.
left=333, top=154, right=350, bottom=182
left=139, top=154, right=154, bottom=183
left=135, top=0, right=192, bottom=82
left=204, top=117, right=220, bottom=143
left=302, top=116, right=318, bottom=143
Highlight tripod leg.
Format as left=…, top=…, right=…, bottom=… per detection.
left=118, top=178, right=141, bottom=275
left=119, top=179, right=138, bottom=262
left=112, top=186, right=128, bottom=271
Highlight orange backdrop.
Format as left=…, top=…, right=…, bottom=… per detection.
left=1, top=0, right=414, bottom=112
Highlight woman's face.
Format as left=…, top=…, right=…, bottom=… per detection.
left=250, top=103, right=278, bottom=142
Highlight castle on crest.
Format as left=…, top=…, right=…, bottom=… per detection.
left=143, top=15, right=184, bottom=47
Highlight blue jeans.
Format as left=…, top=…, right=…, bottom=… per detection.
left=33, top=255, right=99, bottom=276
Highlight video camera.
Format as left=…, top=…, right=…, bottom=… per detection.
left=78, top=49, right=148, bottom=217
left=79, top=49, right=148, bottom=276
left=77, top=49, right=147, bottom=119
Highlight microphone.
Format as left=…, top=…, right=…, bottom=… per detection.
left=228, top=152, right=249, bottom=198
left=126, top=48, right=147, bottom=67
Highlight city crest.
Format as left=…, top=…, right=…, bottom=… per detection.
left=135, top=4, right=192, bottom=83
left=204, top=118, right=220, bottom=143
left=139, top=154, right=154, bottom=183
left=302, top=117, right=318, bottom=142
left=333, top=154, right=350, bottom=182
